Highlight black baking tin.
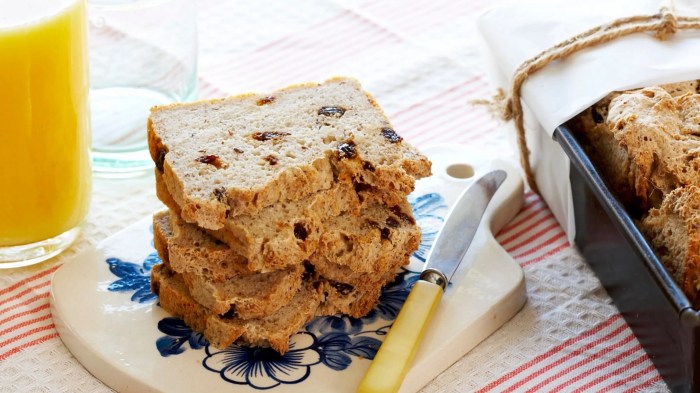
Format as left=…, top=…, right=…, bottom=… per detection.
left=554, top=125, right=700, bottom=393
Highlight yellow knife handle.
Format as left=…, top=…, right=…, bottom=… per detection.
left=357, top=280, right=443, bottom=393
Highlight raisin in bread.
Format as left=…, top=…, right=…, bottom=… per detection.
left=148, top=77, right=431, bottom=230
left=154, top=210, right=254, bottom=279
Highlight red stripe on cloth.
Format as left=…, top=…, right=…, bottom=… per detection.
left=391, top=78, right=488, bottom=123
left=521, top=333, right=637, bottom=393
left=0, top=265, right=59, bottom=298
left=0, top=332, right=60, bottom=361
left=401, top=111, right=494, bottom=147
left=455, top=125, right=500, bottom=145
left=361, top=0, right=459, bottom=24
left=365, top=0, right=485, bottom=37
left=0, top=280, right=51, bottom=307
left=212, top=13, right=401, bottom=90
left=389, top=77, right=484, bottom=119
left=546, top=342, right=644, bottom=393
left=523, top=190, right=537, bottom=200
left=511, top=231, right=567, bottom=259
left=505, top=222, right=562, bottom=253
left=394, top=82, right=492, bottom=130
left=519, top=242, right=570, bottom=267
left=450, top=111, right=499, bottom=133
left=401, top=111, right=493, bottom=146
left=518, top=192, right=540, bottom=206
left=501, top=323, right=630, bottom=392
left=621, top=374, right=664, bottom=393
left=497, top=204, right=548, bottom=238
left=403, top=108, right=494, bottom=145
left=0, top=303, right=50, bottom=327
left=250, top=9, right=355, bottom=55
left=499, top=213, right=555, bottom=248
left=571, top=355, right=653, bottom=393
left=496, top=196, right=543, bottom=236
left=0, top=292, right=50, bottom=316
left=197, top=78, right=227, bottom=98
left=240, top=27, right=402, bottom=91
left=0, top=323, right=55, bottom=349
left=357, top=0, right=454, bottom=19
left=406, top=104, right=493, bottom=135
left=269, top=35, right=401, bottom=86
left=0, top=313, right=52, bottom=340
left=475, top=315, right=623, bottom=392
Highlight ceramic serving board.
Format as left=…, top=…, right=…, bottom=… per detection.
left=50, top=145, right=526, bottom=393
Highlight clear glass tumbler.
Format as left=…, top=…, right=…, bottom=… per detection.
left=0, top=0, right=92, bottom=268
left=88, top=0, right=197, bottom=176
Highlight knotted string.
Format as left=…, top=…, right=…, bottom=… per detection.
left=482, top=6, right=700, bottom=194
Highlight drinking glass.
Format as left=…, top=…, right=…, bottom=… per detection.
left=0, top=0, right=92, bottom=268
left=88, top=0, right=197, bottom=176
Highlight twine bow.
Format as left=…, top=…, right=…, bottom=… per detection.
left=484, top=6, right=700, bottom=194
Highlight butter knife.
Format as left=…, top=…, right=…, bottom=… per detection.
left=357, top=169, right=508, bottom=393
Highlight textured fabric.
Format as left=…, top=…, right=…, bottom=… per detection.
left=0, top=0, right=670, bottom=392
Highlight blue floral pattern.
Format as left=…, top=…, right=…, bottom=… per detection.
left=362, top=271, right=420, bottom=323
left=105, top=252, right=160, bottom=303
left=104, top=192, right=446, bottom=389
left=203, top=332, right=321, bottom=389
left=156, top=317, right=207, bottom=356
left=409, top=193, right=447, bottom=263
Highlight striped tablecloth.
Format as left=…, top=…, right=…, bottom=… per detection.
left=0, top=0, right=670, bottom=391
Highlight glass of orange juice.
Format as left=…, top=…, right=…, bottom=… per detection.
left=0, top=0, right=91, bottom=268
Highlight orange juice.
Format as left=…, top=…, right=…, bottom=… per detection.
left=0, top=0, right=91, bottom=247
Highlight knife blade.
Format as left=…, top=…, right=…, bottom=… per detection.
left=357, top=169, right=508, bottom=393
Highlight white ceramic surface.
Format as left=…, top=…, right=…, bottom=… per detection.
left=50, top=145, right=526, bottom=393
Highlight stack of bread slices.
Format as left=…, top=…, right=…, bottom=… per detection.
left=147, top=77, right=432, bottom=354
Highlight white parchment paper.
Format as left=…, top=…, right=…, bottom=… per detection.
left=477, top=0, right=700, bottom=241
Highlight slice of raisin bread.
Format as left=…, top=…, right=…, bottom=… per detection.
left=151, top=263, right=321, bottom=354
left=164, top=210, right=256, bottom=278
left=181, top=265, right=303, bottom=319
left=639, top=185, right=700, bottom=307
left=148, top=77, right=431, bottom=230
left=312, top=199, right=420, bottom=273
left=153, top=211, right=173, bottom=271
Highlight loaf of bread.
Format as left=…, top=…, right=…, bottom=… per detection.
left=148, top=77, right=429, bottom=354
left=149, top=77, right=431, bottom=230
left=569, top=80, right=700, bottom=306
